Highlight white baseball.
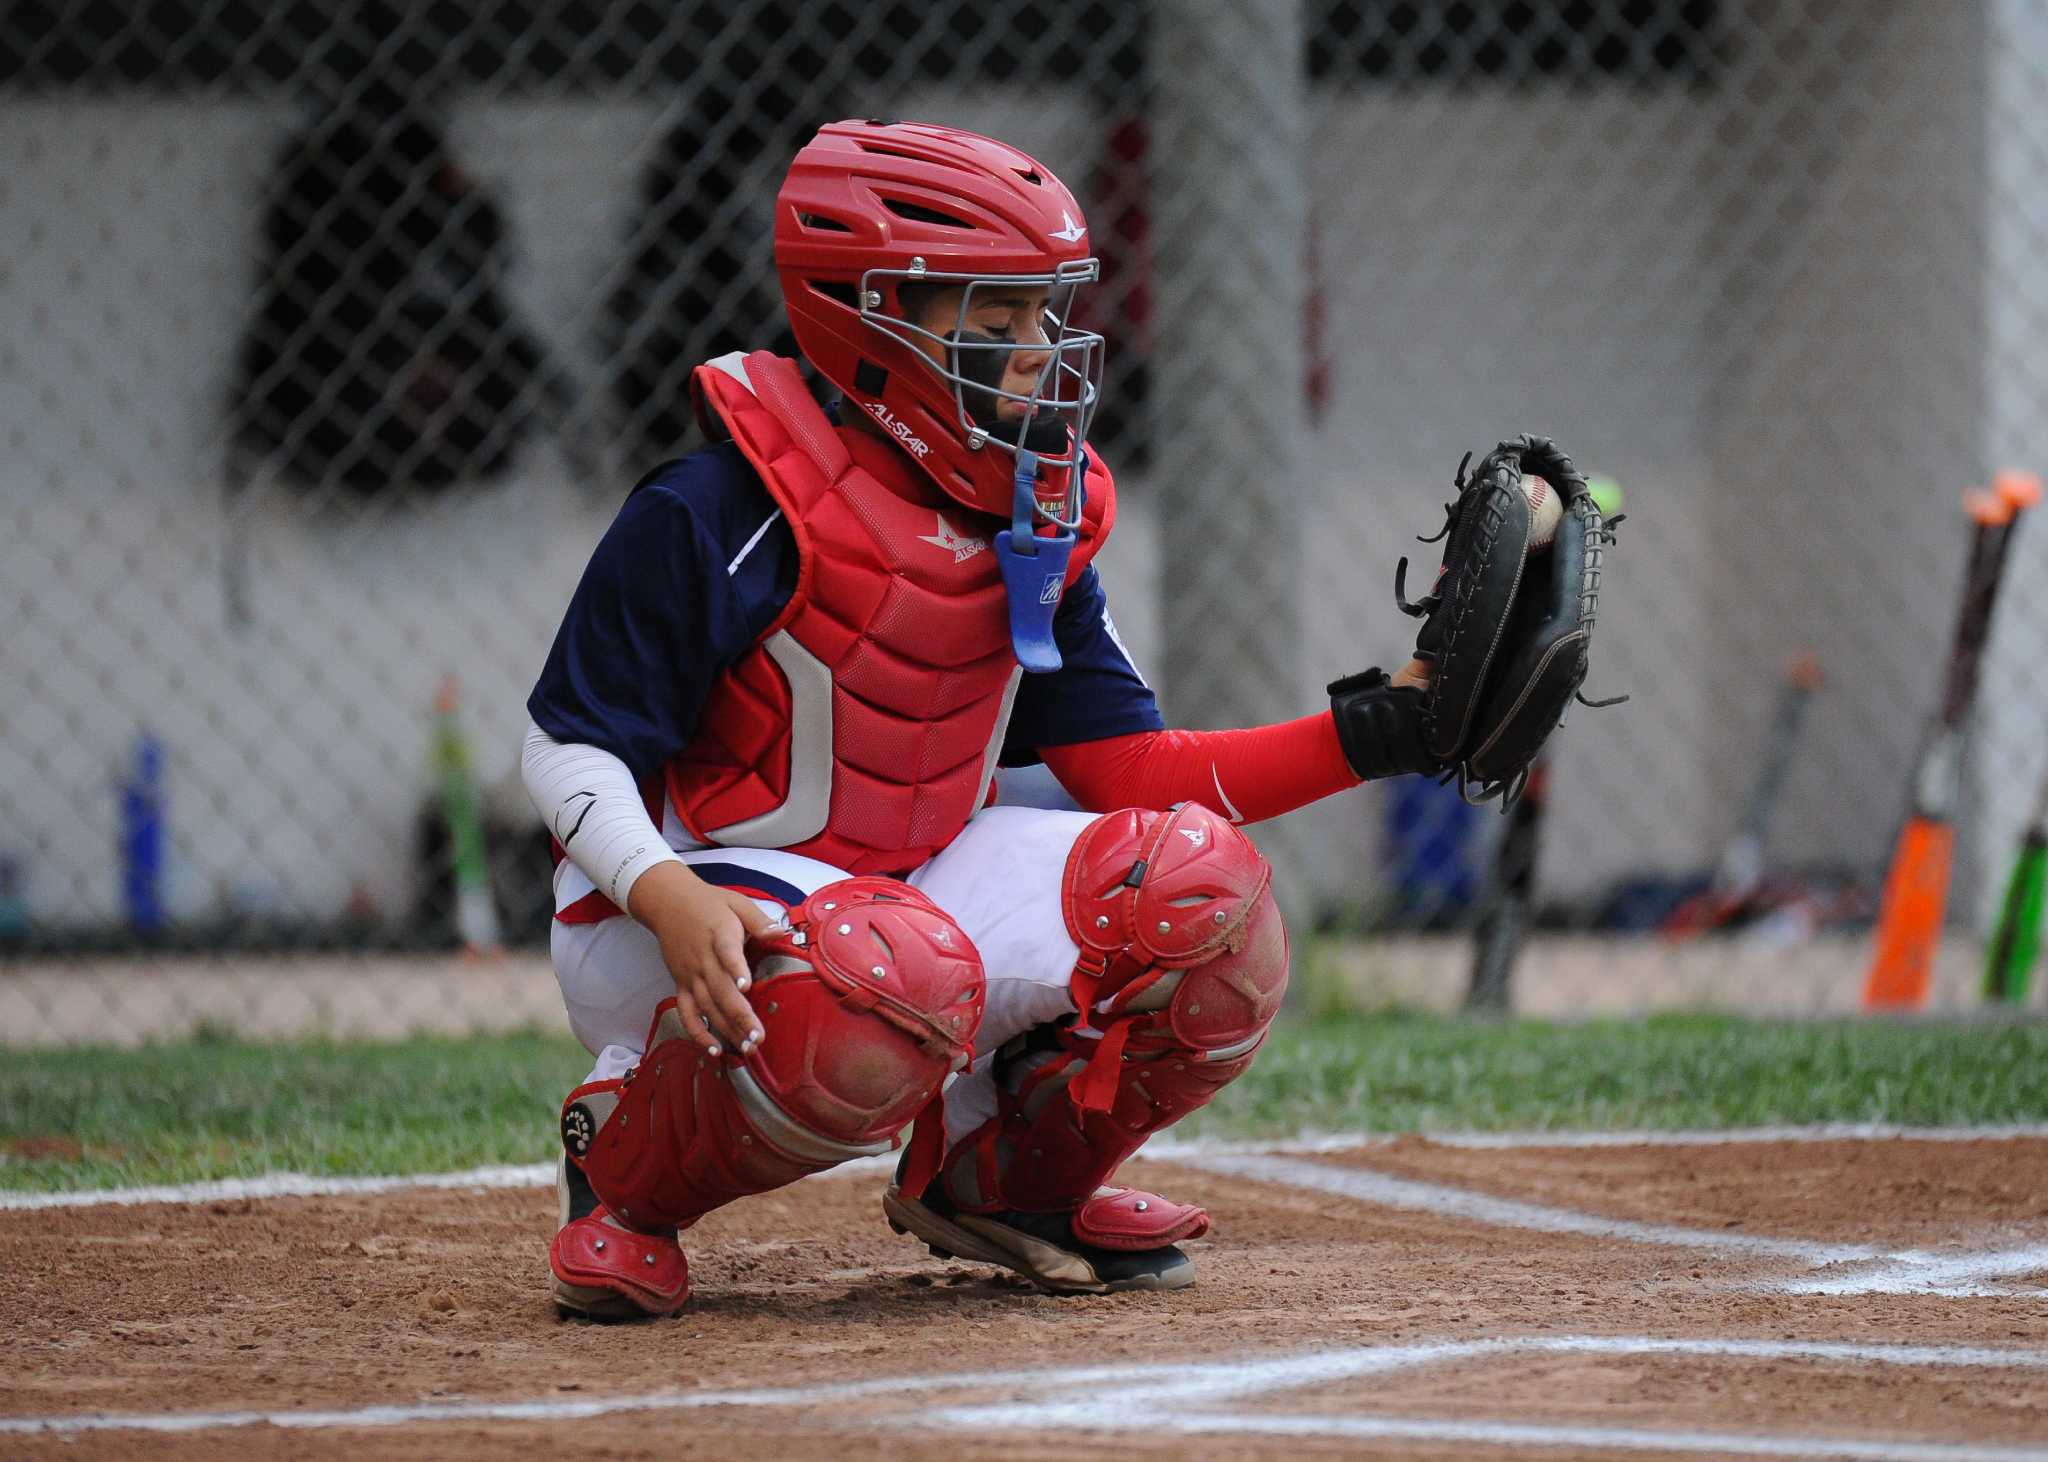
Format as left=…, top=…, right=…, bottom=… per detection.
left=1524, top=475, right=1563, bottom=551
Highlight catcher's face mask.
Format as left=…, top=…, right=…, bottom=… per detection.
left=861, top=261, right=1103, bottom=533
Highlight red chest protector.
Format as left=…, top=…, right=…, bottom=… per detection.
left=669, top=351, right=1116, bottom=875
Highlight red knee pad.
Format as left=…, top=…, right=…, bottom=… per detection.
left=941, top=804, right=1288, bottom=1214
left=1064, top=803, right=1282, bottom=1014
left=1064, top=802, right=1289, bottom=1099
left=747, top=875, right=984, bottom=1144
left=568, top=877, right=984, bottom=1232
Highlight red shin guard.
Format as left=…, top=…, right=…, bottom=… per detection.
left=939, top=803, right=1289, bottom=1215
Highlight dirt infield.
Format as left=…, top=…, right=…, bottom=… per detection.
left=5, top=1136, right=2048, bottom=1459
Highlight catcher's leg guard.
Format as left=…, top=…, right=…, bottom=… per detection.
left=887, top=803, right=1287, bottom=1293
left=550, top=877, right=984, bottom=1317
left=549, top=1153, right=691, bottom=1320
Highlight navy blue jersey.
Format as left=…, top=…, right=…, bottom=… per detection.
left=529, top=443, right=1161, bottom=780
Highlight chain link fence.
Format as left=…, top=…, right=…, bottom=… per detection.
left=5, top=0, right=2047, bottom=1042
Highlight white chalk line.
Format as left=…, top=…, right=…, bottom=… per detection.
left=0, top=1163, right=559, bottom=1212
left=0, top=1154, right=899, bottom=1212
left=0, top=1362, right=1096, bottom=1436
left=932, top=1337, right=2048, bottom=1460
left=1175, top=1152, right=2048, bottom=1298
left=957, top=1410, right=2048, bottom=1461
left=9, top=1334, right=2048, bottom=1454
left=1183, top=1151, right=1877, bottom=1262
left=11, top=1122, right=2048, bottom=1212
left=10, top=1132, right=2046, bottom=1295
left=1385, top=1122, right=2048, bottom=1151
left=1779, top=1246, right=2048, bottom=1297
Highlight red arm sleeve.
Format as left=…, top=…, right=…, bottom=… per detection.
left=1039, top=712, right=1362, bottom=825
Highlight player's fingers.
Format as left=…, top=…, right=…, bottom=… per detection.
left=718, top=888, right=778, bottom=940
left=667, top=984, right=721, bottom=1058
left=710, top=916, right=754, bottom=995
left=712, top=892, right=772, bottom=996
left=708, top=925, right=766, bottom=1055
left=700, top=980, right=761, bottom=1056
left=1391, top=657, right=1434, bottom=691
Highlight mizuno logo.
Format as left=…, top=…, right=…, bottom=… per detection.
left=1050, top=210, right=1086, bottom=244
left=1180, top=826, right=1207, bottom=848
left=919, top=513, right=989, bottom=562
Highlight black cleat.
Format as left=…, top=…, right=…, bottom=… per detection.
left=883, top=1180, right=1195, bottom=1294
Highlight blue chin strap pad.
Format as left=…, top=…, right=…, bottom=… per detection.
left=993, top=449, right=1075, bottom=674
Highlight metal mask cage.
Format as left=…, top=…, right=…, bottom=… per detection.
left=857, top=258, right=1104, bottom=529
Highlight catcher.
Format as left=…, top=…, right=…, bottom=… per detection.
left=522, top=119, right=1614, bottom=1319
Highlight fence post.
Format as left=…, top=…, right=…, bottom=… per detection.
left=1148, top=0, right=1314, bottom=905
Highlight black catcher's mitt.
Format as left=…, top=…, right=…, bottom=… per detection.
left=1329, top=435, right=1622, bottom=804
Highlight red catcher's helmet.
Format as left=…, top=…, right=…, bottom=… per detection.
left=774, top=119, right=1104, bottom=526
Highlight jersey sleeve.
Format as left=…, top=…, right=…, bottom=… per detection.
left=527, top=446, right=795, bottom=780
left=1000, top=563, right=1164, bottom=765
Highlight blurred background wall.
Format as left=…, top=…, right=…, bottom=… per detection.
left=1, top=1, right=2043, bottom=961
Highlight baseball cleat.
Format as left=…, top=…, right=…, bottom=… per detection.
left=883, top=1180, right=1201, bottom=1294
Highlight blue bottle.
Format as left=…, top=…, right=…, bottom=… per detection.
left=0, top=856, right=25, bottom=940
left=119, top=733, right=166, bottom=934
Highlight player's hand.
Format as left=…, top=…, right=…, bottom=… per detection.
left=1390, top=657, right=1434, bottom=691
left=626, top=862, right=773, bottom=1058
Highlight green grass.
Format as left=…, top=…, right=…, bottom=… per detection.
left=0, top=1028, right=587, bottom=1193
left=5, top=1014, right=2048, bottom=1193
left=1168, top=1011, right=2048, bottom=1140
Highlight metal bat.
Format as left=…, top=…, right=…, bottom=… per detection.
left=1864, top=472, right=2038, bottom=1009
left=1984, top=759, right=2048, bottom=1004
left=1661, top=652, right=1823, bottom=941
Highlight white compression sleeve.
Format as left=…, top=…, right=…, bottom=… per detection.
left=521, top=722, right=683, bottom=911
